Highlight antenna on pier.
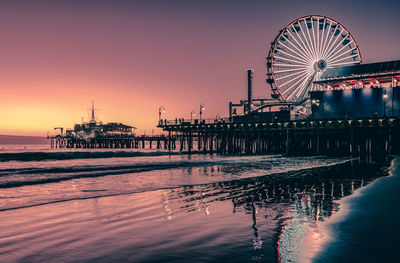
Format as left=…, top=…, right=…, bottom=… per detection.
left=88, top=100, right=98, bottom=124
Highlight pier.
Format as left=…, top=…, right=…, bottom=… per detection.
left=155, top=57, right=400, bottom=161
left=48, top=18, right=400, bottom=161
left=157, top=117, right=400, bottom=160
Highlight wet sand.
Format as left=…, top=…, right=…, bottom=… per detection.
left=0, top=153, right=392, bottom=263
left=0, top=187, right=275, bottom=262
left=314, top=157, right=400, bottom=263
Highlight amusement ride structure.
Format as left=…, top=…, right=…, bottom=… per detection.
left=267, top=15, right=361, bottom=102
left=235, top=15, right=362, bottom=118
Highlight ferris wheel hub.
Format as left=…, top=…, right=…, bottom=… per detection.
left=314, top=60, right=327, bottom=72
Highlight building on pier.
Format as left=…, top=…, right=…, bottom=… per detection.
left=48, top=102, right=181, bottom=149
left=311, top=60, right=400, bottom=120
left=56, top=101, right=136, bottom=141
left=227, top=60, right=400, bottom=123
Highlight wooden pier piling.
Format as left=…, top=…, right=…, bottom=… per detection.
left=158, top=117, right=400, bottom=160
left=48, top=135, right=177, bottom=151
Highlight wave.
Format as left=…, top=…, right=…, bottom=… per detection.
left=0, top=156, right=350, bottom=190
left=0, top=159, right=356, bottom=212
left=0, top=160, right=224, bottom=188
left=0, top=150, right=183, bottom=162
left=0, top=161, right=210, bottom=176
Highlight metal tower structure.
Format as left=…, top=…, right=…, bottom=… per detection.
left=89, top=100, right=97, bottom=124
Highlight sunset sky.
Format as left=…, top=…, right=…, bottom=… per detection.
left=0, top=0, right=399, bottom=136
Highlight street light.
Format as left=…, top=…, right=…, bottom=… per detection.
left=383, top=92, right=388, bottom=117
left=200, top=103, right=205, bottom=123
left=159, top=106, right=165, bottom=123
left=190, top=110, right=196, bottom=123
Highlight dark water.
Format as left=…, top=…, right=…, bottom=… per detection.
left=0, top=145, right=393, bottom=262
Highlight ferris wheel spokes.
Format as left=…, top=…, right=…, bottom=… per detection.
left=267, top=15, right=362, bottom=103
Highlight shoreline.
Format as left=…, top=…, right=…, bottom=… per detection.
left=312, top=156, right=399, bottom=263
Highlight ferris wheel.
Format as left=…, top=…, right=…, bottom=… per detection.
left=266, top=15, right=362, bottom=102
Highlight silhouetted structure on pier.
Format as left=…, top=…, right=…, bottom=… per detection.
left=49, top=102, right=158, bottom=149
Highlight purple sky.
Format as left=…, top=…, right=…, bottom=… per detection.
left=0, top=0, right=398, bottom=135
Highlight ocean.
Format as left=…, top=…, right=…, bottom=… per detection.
left=0, top=144, right=397, bottom=263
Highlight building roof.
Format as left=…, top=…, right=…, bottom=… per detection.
left=315, top=60, right=400, bottom=83
left=104, top=122, right=136, bottom=129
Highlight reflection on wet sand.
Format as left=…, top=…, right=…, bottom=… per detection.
left=0, top=158, right=390, bottom=263
left=165, top=160, right=390, bottom=263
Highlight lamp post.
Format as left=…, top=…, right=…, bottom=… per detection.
left=190, top=110, right=196, bottom=123
left=383, top=92, right=388, bottom=117
left=214, top=114, right=221, bottom=123
left=200, top=103, right=205, bottom=123
left=158, top=106, right=165, bottom=123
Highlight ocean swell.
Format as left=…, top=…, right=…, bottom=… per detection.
left=0, top=150, right=181, bottom=162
